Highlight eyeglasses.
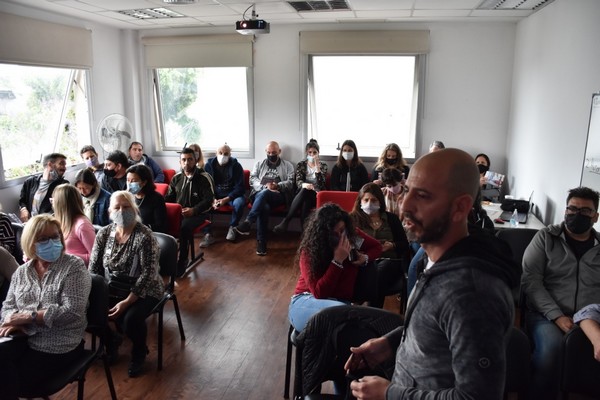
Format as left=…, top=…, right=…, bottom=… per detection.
left=565, top=206, right=596, bottom=217
left=37, top=235, right=61, bottom=245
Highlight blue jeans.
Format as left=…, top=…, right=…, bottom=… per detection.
left=288, top=293, right=348, bottom=333
left=525, top=311, right=563, bottom=398
left=248, top=189, right=286, bottom=242
left=407, top=246, right=426, bottom=297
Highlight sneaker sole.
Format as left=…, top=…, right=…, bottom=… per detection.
left=256, top=251, right=267, bottom=256
left=234, top=228, right=250, bottom=236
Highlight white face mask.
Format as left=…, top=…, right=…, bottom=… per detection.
left=342, top=151, right=354, bottom=161
left=217, top=155, right=229, bottom=165
left=307, top=155, right=314, bottom=163
left=361, top=203, right=380, bottom=215
left=389, top=183, right=403, bottom=195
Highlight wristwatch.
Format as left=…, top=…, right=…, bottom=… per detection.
left=30, top=311, right=37, bottom=323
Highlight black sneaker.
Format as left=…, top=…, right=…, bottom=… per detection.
left=128, top=359, right=145, bottom=377
left=256, top=241, right=267, bottom=256
left=234, top=220, right=251, bottom=235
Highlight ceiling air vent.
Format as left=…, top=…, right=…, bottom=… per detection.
left=477, top=0, right=555, bottom=11
left=288, top=1, right=350, bottom=12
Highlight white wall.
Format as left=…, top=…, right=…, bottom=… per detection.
left=507, top=0, right=600, bottom=225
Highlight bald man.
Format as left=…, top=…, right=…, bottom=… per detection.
left=235, top=141, right=294, bottom=256
left=345, top=149, right=519, bottom=400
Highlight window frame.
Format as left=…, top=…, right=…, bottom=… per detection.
left=150, top=66, right=255, bottom=159
left=0, top=63, right=92, bottom=189
left=301, top=53, right=426, bottom=162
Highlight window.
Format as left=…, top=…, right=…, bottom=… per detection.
left=152, top=67, right=252, bottom=154
left=307, top=55, right=421, bottom=159
left=0, top=63, right=90, bottom=184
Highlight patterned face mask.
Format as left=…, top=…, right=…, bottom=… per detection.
left=111, top=209, right=137, bottom=227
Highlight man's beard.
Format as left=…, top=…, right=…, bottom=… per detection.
left=404, top=207, right=452, bottom=244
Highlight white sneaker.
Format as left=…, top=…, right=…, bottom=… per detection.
left=226, top=226, right=236, bottom=242
left=199, top=233, right=215, bottom=248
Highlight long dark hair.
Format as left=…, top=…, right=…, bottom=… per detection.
left=126, top=164, right=156, bottom=195
left=350, top=183, right=386, bottom=229
left=296, top=203, right=357, bottom=282
left=336, top=139, right=361, bottom=169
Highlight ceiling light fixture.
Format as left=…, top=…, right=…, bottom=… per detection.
left=162, top=0, right=198, bottom=4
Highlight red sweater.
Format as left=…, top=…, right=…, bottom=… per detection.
left=294, top=228, right=383, bottom=301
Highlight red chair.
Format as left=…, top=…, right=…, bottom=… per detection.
left=316, top=190, right=358, bottom=212
left=155, top=183, right=169, bottom=197
left=214, top=169, right=251, bottom=214
left=163, top=169, right=176, bottom=185
left=164, top=202, right=210, bottom=274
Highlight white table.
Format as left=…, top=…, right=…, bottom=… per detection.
left=482, top=202, right=546, bottom=230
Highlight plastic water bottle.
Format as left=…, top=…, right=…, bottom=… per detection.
left=510, top=208, right=519, bottom=227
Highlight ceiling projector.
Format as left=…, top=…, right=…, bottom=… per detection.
left=236, top=19, right=270, bottom=35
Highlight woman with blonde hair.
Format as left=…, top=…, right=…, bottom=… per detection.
left=188, top=143, right=206, bottom=170
left=53, top=183, right=96, bottom=266
left=372, top=143, right=410, bottom=186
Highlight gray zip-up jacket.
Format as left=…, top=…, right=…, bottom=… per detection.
left=249, top=158, right=294, bottom=198
left=385, top=233, right=518, bottom=399
left=521, top=223, right=600, bottom=321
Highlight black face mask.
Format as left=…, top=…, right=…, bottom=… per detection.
left=104, top=168, right=117, bottom=178
left=565, top=213, right=593, bottom=235
left=386, top=158, right=398, bottom=165
left=477, top=164, right=489, bottom=174
left=267, top=154, right=279, bottom=163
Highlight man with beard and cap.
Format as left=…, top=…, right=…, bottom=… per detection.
left=521, top=186, right=600, bottom=399
left=165, top=147, right=214, bottom=274
left=234, top=141, right=294, bottom=256
left=19, top=153, right=68, bottom=222
left=344, top=148, right=519, bottom=400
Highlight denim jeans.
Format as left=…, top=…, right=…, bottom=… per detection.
left=525, top=310, right=564, bottom=399
left=248, top=189, right=286, bottom=242
left=288, top=293, right=348, bottom=333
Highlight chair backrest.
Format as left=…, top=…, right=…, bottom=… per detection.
left=316, top=190, right=358, bottom=213
left=88, top=274, right=109, bottom=333
left=155, top=183, right=169, bottom=197
left=163, top=169, right=176, bottom=185
left=164, top=202, right=183, bottom=238
left=10, top=222, right=24, bottom=264
left=560, top=326, right=600, bottom=397
left=243, top=169, right=251, bottom=191
left=153, top=232, right=178, bottom=277
left=495, top=228, right=538, bottom=305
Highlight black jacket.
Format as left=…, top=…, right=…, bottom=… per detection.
left=19, top=175, right=68, bottom=215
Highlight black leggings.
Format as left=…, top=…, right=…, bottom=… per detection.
left=112, top=295, right=160, bottom=360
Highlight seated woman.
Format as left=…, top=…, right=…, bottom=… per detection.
left=288, top=203, right=382, bottom=333
left=273, top=139, right=328, bottom=233
left=188, top=143, right=206, bottom=170
left=330, top=139, right=369, bottom=192
left=0, top=214, right=91, bottom=400
left=53, top=184, right=96, bottom=266
left=74, top=168, right=111, bottom=226
left=89, top=191, right=164, bottom=377
left=350, top=183, right=410, bottom=308
left=475, top=153, right=491, bottom=188
left=380, top=168, right=405, bottom=220
left=126, top=164, right=167, bottom=233
left=372, top=143, right=410, bottom=185
left=574, top=304, right=600, bottom=361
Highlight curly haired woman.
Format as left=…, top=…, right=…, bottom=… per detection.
left=288, top=203, right=382, bottom=332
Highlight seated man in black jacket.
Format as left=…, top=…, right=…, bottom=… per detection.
left=18, top=152, right=68, bottom=222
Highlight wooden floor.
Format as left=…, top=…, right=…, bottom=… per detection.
left=49, top=225, right=404, bottom=400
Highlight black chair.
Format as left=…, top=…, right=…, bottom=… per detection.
left=495, top=228, right=538, bottom=304
left=504, top=327, right=530, bottom=400
left=151, top=232, right=186, bottom=370
left=18, top=274, right=117, bottom=399
left=284, top=305, right=403, bottom=399
left=10, top=221, right=24, bottom=264
left=560, top=325, right=600, bottom=399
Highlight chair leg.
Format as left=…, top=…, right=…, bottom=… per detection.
left=77, top=376, right=85, bottom=400
left=158, top=309, right=164, bottom=371
left=102, top=353, right=118, bottom=400
left=284, top=325, right=294, bottom=398
left=172, top=295, right=186, bottom=341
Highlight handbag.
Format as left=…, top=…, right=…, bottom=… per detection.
left=107, top=273, right=137, bottom=300
left=500, top=199, right=530, bottom=213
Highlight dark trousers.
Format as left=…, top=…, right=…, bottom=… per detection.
left=248, top=190, right=286, bottom=242
left=179, top=214, right=208, bottom=260
left=0, top=336, right=84, bottom=400
left=112, top=296, right=160, bottom=361
left=282, top=188, right=316, bottom=226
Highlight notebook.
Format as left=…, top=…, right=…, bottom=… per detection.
left=500, top=191, right=533, bottom=224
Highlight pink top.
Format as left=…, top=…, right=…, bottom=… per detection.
left=64, top=215, right=96, bottom=266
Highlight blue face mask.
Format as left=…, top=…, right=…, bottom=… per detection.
left=36, top=238, right=63, bottom=263
left=307, top=155, right=315, bottom=163
left=128, top=182, right=142, bottom=195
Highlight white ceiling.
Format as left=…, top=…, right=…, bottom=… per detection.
left=0, top=0, right=555, bottom=30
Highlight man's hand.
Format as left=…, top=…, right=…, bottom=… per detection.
left=349, top=375, right=390, bottom=400
left=181, top=207, right=195, bottom=218
left=266, top=182, right=279, bottom=192
left=554, top=315, right=575, bottom=333
left=344, top=337, right=393, bottom=372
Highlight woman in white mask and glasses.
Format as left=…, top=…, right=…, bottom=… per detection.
left=88, top=191, right=164, bottom=378
left=330, top=139, right=369, bottom=192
